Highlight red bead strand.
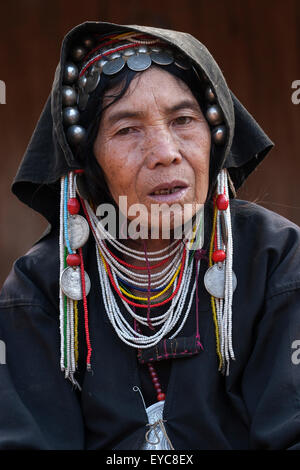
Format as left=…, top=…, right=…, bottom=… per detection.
left=147, top=362, right=165, bottom=402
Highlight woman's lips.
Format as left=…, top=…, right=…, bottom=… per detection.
left=147, top=186, right=189, bottom=203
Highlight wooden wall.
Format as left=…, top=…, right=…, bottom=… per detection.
left=0, top=0, right=299, bottom=285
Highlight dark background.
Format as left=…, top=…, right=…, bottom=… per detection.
left=0, top=0, right=299, bottom=286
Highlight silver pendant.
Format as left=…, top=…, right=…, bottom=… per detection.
left=66, top=214, right=90, bottom=250
left=204, top=263, right=237, bottom=298
left=60, top=266, right=91, bottom=300
left=140, top=401, right=172, bottom=450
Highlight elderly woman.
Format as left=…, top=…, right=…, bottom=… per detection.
left=1, top=21, right=300, bottom=450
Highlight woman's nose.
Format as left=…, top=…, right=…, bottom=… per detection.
left=144, top=129, right=182, bottom=169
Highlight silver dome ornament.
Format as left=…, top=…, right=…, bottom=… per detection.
left=67, top=125, right=87, bottom=146
left=102, top=56, right=125, bottom=75
left=122, top=48, right=136, bottom=58
left=71, top=45, right=87, bottom=62
left=85, top=66, right=100, bottom=93
left=127, top=52, right=152, bottom=71
left=62, top=86, right=77, bottom=107
left=151, top=50, right=174, bottom=66
left=63, top=62, right=79, bottom=85
left=212, top=125, right=226, bottom=145
left=63, top=107, right=80, bottom=126
left=60, top=266, right=91, bottom=301
left=109, top=52, right=121, bottom=60
left=82, top=36, right=94, bottom=49
left=206, top=104, right=223, bottom=126
left=137, top=45, right=149, bottom=54
left=205, top=86, right=216, bottom=103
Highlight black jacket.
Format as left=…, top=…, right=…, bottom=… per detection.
left=1, top=199, right=300, bottom=449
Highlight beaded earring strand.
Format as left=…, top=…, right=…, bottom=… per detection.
left=59, top=170, right=92, bottom=387
left=204, top=168, right=237, bottom=375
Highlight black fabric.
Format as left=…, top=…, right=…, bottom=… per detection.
left=11, top=21, right=273, bottom=224
left=1, top=200, right=300, bottom=449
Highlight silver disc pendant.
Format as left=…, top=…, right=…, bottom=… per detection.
left=140, top=401, right=171, bottom=450
left=60, top=266, right=91, bottom=300
left=204, top=263, right=237, bottom=298
left=150, top=51, right=174, bottom=65
left=127, top=53, right=152, bottom=71
left=66, top=214, right=90, bottom=250
left=102, top=56, right=125, bottom=75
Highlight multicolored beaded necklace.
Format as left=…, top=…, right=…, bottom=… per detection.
left=59, top=168, right=235, bottom=387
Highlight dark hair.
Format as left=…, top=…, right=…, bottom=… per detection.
left=75, top=63, right=211, bottom=207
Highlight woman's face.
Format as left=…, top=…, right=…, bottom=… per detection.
left=94, top=66, right=211, bottom=234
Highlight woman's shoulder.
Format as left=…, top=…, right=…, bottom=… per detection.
left=230, top=199, right=300, bottom=297
left=0, top=224, right=60, bottom=313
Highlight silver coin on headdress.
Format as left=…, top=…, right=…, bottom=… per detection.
left=150, top=50, right=174, bottom=66
left=102, top=56, right=125, bottom=75
left=60, top=266, right=91, bottom=301
left=127, top=53, right=152, bottom=71
left=85, top=66, right=100, bottom=93
left=204, top=263, right=237, bottom=299
left=66, top=214, right=90, bottom=250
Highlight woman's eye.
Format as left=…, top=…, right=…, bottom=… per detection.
left=116, top=127, right=134, bottom=136
left=174, top=116, right=192, bottom=125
